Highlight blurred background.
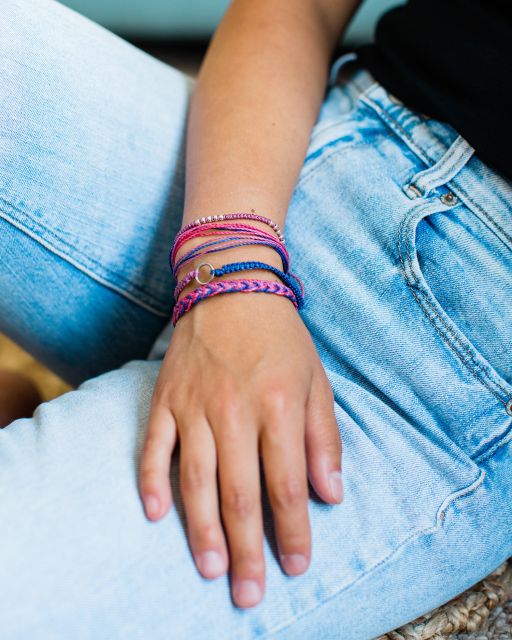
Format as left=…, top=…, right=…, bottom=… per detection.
left=61, top=0, right=399, bottom=41
left=1, top=0, right=402, bottom=417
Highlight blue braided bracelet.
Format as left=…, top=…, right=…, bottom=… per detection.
left=174, top=260, right=305, bottom=309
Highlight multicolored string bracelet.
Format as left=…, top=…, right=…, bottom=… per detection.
left=172, top=278, right=298, bottom=326
left=174, top=260, right=305, bottom=308
left=176, top=212, right=285, bottom=243
left=171, top=222, right=285, bottom=262
left=170, top=224, right=290, bottom=276
left=169, top=213, right=305, bottom=326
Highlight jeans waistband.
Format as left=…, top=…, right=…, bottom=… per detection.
left=328, top=52, right=512, bottom=252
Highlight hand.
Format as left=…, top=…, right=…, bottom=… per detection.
left=138, top=291, right=343, bottom=608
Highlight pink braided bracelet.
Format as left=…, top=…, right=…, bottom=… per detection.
left=172, top=278, right=298, bottom=326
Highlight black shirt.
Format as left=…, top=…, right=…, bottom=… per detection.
left=355, top=0, right=512, bottom=182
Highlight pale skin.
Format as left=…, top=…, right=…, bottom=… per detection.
left=139, top=0, right=363, bottom=609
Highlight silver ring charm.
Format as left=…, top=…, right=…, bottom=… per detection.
left=195, top=262, right=215, bottom=285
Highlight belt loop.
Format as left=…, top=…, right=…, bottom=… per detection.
left=403, top=135, right=475, bottom=199
left=328, top=51, right=358, bottom=88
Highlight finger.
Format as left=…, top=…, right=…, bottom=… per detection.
left=216, top=411, right=264, bottom=608
left=305, top=370, right=343, bottom=504
left=139, top=402, right=178, bottom=521
left=179, top=416, right=229, bottom=579
left=260, top=399, right=311, bottom=577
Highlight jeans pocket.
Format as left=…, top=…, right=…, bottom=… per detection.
left=398, top=198, right=512, bottom=461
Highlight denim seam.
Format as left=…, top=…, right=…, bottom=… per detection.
left=410, top=137, right=462, bottom=190
left=360, top=95, right=512, bottom=250
left=473, top=421, right=512, bottom=464
left=398, top=204, right=511, bottom=408
left=299, top=96, right=512, bottom=406
left=410, top=137, right=474, bottom=196
left=297, top=103, right=511, bottom=405
left=359, top=95, right=432, bottom=166
left=0, top=206, right=170, bottom=319
left=404, top=206, right=511, bottom=401
left=0, top=199, right=170, bottom=318
left=401, top=205, right=510, bottom=402
left=447, top=181, right=512, bottom=249
left=253, top=468, right=486, bottom=640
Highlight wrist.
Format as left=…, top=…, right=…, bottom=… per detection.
left=174, top=279, right=298, bottom=332
left=170, top=212, right=297, bottom=319
left=173, top=219, right=286, bottom=299
left=175, top=251, right=285, bottom=300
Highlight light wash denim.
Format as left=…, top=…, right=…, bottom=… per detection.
left=1, top=1, right=511, bottom=639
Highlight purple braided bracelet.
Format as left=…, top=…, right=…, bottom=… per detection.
left=172, top=278, right=298, bottom=326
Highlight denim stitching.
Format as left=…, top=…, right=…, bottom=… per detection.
left=297, top=101, right=511, bottom=404
left=403, top=206, right=511, bottom=401
left=404, top=207, right=511, bottom=400
left=403, top=208, right=476, bottom=366
left=413, top=137, right=463, bottom=187
left=252, top=468, right=486, bottom=640
left=448, top=181, right=512, bottom=249
left=397, top=204, right=510, bottom=405
left=412, top=137, right=473, bottom=195
left=0, top=198, right=171, bottom=317
left=360, top=95, right=512, bottom=250
left=0, top=207, right=170, bottom=318
left=473, top=421, right=512, bottom=464
left=302, top=94, right=512, bottom=404
left=359, top=95, right=432, bottom=166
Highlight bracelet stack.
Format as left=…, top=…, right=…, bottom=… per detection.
left=169, top=212, right=304, bottom=326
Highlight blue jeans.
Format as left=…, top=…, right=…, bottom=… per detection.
left=1, top=1, right=511, bottom=638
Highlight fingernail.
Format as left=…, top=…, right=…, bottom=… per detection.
left=144, top=495, right=161, bottom=519
left=329, top=470, right=344, bottom=503
left=280, top=553, right=308, bottom=575
left=197, top=550, right=225, bottom=577
left=233, top=579, right=262, bottom=607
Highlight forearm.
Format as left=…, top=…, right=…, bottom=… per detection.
left=144, top=3, right=353, bottom=604
left=182, top=0, right=361, bottom=222
left=176, top=0, right=361, bottom=288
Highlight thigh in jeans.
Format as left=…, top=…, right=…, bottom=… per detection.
left=0, top=0, right=193, bottom=384
left=1, top=52, right=511, bottom=640
left=1, top=7, right=511, bottom=640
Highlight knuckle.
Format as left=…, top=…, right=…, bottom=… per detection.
left=210, top=396, right=243, bottom=426
left=270, top=476, right=306, bottom=510
left=181, top=459, right=209, bottom=492
left=140, top=468, right=160, bottom=490
left=283, top=534, right=310, bottom=551
left=260, top=386, right=292, bottom=418
left=328, top=429, right=343, bottom=457
left=196, top=522, right=220, bottom=548
left=223, top=487, right=255, bottom=519
left=233, top=552, right=265, bottom=576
